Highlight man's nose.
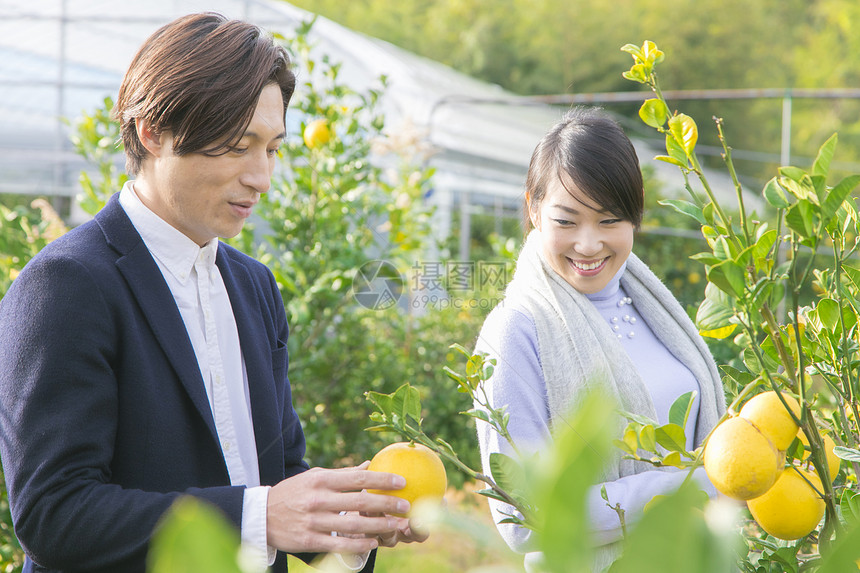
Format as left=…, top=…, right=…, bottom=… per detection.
left=241, top=150, right=272, bottom=194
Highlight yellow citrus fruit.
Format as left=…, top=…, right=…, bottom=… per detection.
left=302, top=118, right=331, bottom=148
left=740, top=391, right=801, bottom=450
left=704, top=416, right=781, bottom=500
left=798, top=430, right=840, bottom=481
left=366, top=442, right=447, bottom=517
left=747, top=467, right=825, bottom=540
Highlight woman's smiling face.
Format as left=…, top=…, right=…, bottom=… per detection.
left=531, top=176, right=635, bottom=294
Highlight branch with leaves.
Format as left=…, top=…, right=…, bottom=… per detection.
left=365, top=344, right=537, bottom=530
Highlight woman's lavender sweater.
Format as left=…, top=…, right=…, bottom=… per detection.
left=475, top=263, right=716, bottom=552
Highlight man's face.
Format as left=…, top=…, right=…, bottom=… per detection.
left=137, top=83, right=285, bottom=246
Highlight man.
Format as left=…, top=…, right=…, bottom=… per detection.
left=0, top=13, right=421, bottom=573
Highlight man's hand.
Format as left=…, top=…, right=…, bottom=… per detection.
left=266, top=463, right=412, bottom=553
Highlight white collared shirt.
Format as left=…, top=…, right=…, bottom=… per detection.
left=119, top=181, right=274, bottom=567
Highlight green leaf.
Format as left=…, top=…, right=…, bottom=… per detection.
left=662, top=451, right=685, bottom=468
left=812, top=133, right=838, bottom=178
left=707, top=260, right=746, bottom=298
left=668, top=113, right=698, bottom=157
left=668, top=391, right=696, bottom=428
left=815, top=298, right=840, bottom=332
left=696, top=282, right=736, bottom=331
left=779, top=165, right=808, bottom=183
left=833, top=446, right=860, bottom=462
left=843, top=263, right=860, bottom=291
left=641, top=40, right=664, bottom=64
left=665, top=133, right=689, bottom=166
left=699, top=324, right=738, bottom=339
left=786, top=436, right=805, bottom=462
left=658, top=199, right=706, bottom=225
left=610, top=480, right=737, bottom=573
left=818, top=512, right=860, bottom=573
left=821, top=174, right=860, bottom=225
left=476, top=487, right=509, bottom=504
left=365, top=390, right=394, bottom=417
left=702, top=203, right=718, bottom=229
left=433, top=437, right=457, bottom=457
left=623, top=64, right=648, bottom=83
left=840, top=489, right=860, bottom=527
left=147, top=497, right=243, bottom=573
left=489, top=452, right=527, bottom=497
left=752, top=229, right=778, bottom=264
left=639, top=98, right=669, bottom=128
left=787, top=176, right=820, bottom=205
left=618, top=410, right=658, bottom=426
left=623, top=425, right=640, bottom=453
left=768, top=545, right=801, bottom=572
left=784, top=200, right=817, bottom=239
left=655, top=155, right=688, bottom=168
left=656, top=423, right=688, bottom=453
left=720, top=365, right=757, bottom=388
left=689, top=252, right=722, bottom=266
left=620, top=43, right=644, bottom=60
left=464, top=407, right=491, bottom=424
left=600, top=484, right=610, bottom=502
left=762, top=177, right=791, bottom=209
left=391, top=383, right=422, bottom=422
left=614, top=435, right=637, bottom=456
left=535, top=391, right=615, bottom=573
left=639, top=425, right=657, bottom=452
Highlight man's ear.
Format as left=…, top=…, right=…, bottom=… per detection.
left=135, top=118, right=166, bottom=157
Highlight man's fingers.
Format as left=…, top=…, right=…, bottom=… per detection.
left=314, top=466, right=406, bottom=493
left=331, top=509, right=409, bottom=537
left=318, top=531, right=380, bottom=554
left=266, top=468, right=414, bottom=552
left=404, top=520, right=430, bottom=543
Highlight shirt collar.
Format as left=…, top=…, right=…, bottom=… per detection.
left=119, top=180, right=219, bottom=285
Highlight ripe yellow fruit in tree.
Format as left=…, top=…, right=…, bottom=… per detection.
left=303, top=118, right=331, bottom=149
left=740, top=391, right=801, bottom=450
left=704, top=416, right=781, bottom=500
left=747, top=467, right=825, bottom=540
left=366, top=442, right=447, bottom=518
left=798, top=430, right=841, bottom=481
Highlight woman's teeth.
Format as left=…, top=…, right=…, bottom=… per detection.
left=573, top=259, right=603, bottom=271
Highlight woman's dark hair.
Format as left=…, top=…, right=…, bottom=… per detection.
left=524, top=107, right=644, bottom=231
left=114, top=12, right=295, bottom=175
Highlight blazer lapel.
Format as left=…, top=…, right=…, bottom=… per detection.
left=96, top=195, right=220, bottom=448
left=217, top=249, right=284, bottom=485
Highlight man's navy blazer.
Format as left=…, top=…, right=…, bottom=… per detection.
left=0, top=194, right=315, bottom=571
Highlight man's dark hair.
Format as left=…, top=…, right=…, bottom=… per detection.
left=524, top=106, right=644, bottom=231
left=113, top=12, right=295, bottom=175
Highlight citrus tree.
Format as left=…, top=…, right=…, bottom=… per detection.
left=361, top=40, right=860, bottom=573
left=617, top=39, right=860, bottom=570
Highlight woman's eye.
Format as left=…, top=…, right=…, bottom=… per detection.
left=602, top=218, right=622, bottom=225
left=230, top=147, right=248, bottom=155
left=553, top=219, right=573, bottom=226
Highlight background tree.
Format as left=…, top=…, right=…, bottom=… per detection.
left=287, top=0, right=859, bottom=185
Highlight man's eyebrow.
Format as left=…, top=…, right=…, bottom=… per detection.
left=242, top=130, right=287, bottom=142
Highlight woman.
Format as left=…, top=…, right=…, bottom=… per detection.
left=475, top=107, right=726, bottom=571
